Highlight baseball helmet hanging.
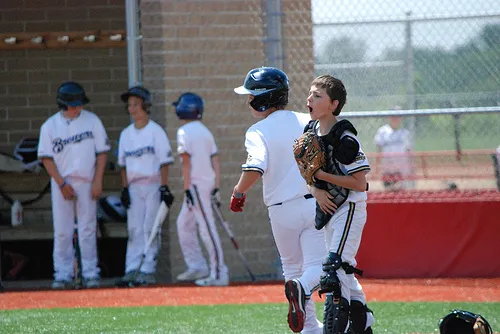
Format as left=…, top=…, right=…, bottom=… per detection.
left=233, top=67, right=289, bottom=112
left=57, top=81, right=90, bottom=109
left=97, top=195, right=127, bottom=223
left=173, top=92, right=204, bottom=120
left=438, top=309, right=492, bottom=334
left=121, top=86, right=153, bottom=112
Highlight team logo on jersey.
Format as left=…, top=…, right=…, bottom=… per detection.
left=124, top=146, right=155, bottom=158
left=246, top=154, right=253, bottom=164
left=52, top=131, right=94, bottom=153
left=354, top=152, right=366, bottom=164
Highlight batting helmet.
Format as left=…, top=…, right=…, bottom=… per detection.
left=57, top=81, right=89, bottom=109
left=439, top=309, right=492, bottom=334
left=173, top=92, right=204, bottom=120
left=97, top=195, right=127, bottom=223
left=121, top=86, right=152, bottom=112
left=233, top=67, right=289, bottom=112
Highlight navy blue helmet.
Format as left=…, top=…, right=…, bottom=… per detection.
left=57, top=81, right=89, bottom=109
left=234, top=67, right=289, bottom=112
left=121, top=86, right=152, bottom=112
left=173, top=92, right=204, bottom=120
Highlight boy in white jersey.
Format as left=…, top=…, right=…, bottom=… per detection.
left=173, top=92, right=229, bottom=287
left=37, top=81, right=110, bottom=289
left=232, top=67, right=326, bottom=334
left=374, top=106, right=413, bottom=190
left=117, top=86, right=175, bottom=286
left=305, top=75, right=374, bottom=333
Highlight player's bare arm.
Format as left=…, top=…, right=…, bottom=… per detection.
left=41, top=157, right=75, bottom=200
left=314, top=169, right=368, bottom=192
left=120, top=167, right=128, bottom=188
left=180, top=153, right=191, bottom=190
left=211, top=154, right=221, bottom=189
left=233, top=170, right=261, bottom=194
left=160, top=164, right=169, bottom=186
left=308, top=185, right=337, bottom=214
left=91, top=152, right=107, bottom=199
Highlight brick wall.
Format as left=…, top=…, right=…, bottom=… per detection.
left=0, top=0, right=314, bottom=284
left=0, top=0, right=128, bottom=155
left=140, top=0, right=314, bottom=282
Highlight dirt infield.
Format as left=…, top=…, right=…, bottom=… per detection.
left=1, top=278, right=499, bottom=310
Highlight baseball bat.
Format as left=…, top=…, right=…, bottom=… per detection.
left=73, top=199, right=83, bottom=289
left=133, top=201, right=169, bottom=283
left=211, top=198, right=256, bottom=282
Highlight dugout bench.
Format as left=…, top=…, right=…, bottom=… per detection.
left=0, top=171, right=128, bottom=282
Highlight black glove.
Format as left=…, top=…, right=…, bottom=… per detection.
left=211, top=188, right=221, bottom=208
left=120, top=187, right=130, bottom=209
left=185, top=189, right=194, bottom=210
left=159, top=185, right=174, bottom=207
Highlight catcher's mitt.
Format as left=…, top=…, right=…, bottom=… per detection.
left=439, top=309, right=493, bottom=334
left=293, top=131, right=325, bottom=185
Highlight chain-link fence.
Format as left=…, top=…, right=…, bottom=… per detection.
left=311, top=0, right=500, bottom=192
left=312, top=0, right=500, bottom=111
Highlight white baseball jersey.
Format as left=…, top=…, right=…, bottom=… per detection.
left=374, top=124, right=412, bottom=174
left=242, top=110, right=310, bottom=207
left=118, top=120, right=174, bottom=184
left=37, top=109, right=110, bottom=182
left=177, top=120, right=217, bottom=186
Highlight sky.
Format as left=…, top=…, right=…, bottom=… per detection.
left=312, top=0, right=500, bottom=60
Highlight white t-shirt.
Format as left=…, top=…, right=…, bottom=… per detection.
left=118, top=120, right=174, bottom=184
left=176, top=120, right=217, bottom=187
left=37, top=109, right=110, bottom=182
left=374, top=124, right=412, bottom=174
left=242, top=110, right=310, bottom=207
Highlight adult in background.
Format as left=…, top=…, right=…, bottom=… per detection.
left=38, top=81, right=110, bottom=289
left=374, top=106, right=414, bottom=191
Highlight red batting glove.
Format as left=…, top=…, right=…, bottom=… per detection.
left=230, top=191, right=246, bottom=212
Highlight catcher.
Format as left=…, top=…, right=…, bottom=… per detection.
left=294, top=74, right=374, bottom=333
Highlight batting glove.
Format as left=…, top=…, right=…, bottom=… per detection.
left=160, top=185, right=174, bottom=207
left=120, top=187, right=131, bottom=210
left=211, top=188, right=221, bottom=208
left=230, top=190, right=246, bottom=212
left=185, top=189, right=194, bottom=210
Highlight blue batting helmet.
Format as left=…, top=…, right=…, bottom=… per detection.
left=233, top=67, right=289, bottom=112
left=57, top=81, right=90, bottom=109
left=173, top=92, right=204, bottom=120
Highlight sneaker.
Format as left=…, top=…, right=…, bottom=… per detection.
left=194, top=275, right=229, bottom=287
left=176, top=268, right=209, bottom=281
left=51, top=280, right=73, bottom=290
left=285, top=279, right=306, bottom=333
left=83, top=277, right=100, bottom=288
left=136, top=272, right=156, bottom=286
left=115, top=271, right=136, bottom=287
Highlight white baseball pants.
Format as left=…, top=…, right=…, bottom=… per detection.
left=268, top=195, right=326, bottom=334
left=125, top=183, right=161, bottom=274
left=176, top=184, right=228, bottom=280
left=51, top=178, right=99, bottom=281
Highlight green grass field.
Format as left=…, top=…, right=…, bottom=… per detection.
left=1, top=302, right=499, bottom=333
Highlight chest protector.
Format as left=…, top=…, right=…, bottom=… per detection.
left=304, top=120, right=359, bottom=230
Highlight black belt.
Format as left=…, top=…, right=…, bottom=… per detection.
left=270, top=194, right=313, bottom=207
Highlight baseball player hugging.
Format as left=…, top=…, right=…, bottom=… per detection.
left=232, top=67, right=326, bottom=334
left=117, top=86, right=175, bottom=286
left=302, top=75, right=374, bottom=334
left=37, top=81, right=110, bottom=289
left=173, top=93, right=229, bottom=287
